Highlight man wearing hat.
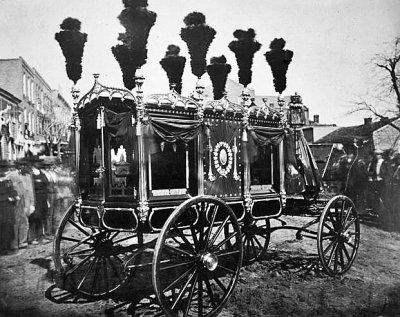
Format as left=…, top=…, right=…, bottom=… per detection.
left=367, top=149, right=389, bottom=217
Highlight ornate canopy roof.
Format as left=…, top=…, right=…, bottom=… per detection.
left=77, top=75, right=136, bottom=110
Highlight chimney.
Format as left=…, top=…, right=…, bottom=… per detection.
left=313, top=115, right=319, bottom=124
left=364, top=118, right=372, bottom=125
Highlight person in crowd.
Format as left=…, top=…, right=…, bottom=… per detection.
left=41, top=161, right=58, bottom=238
left=0, top=161, right=19, bottom=255
left=5, top=161, right=35, bottom=251
left=367, top=149, right=390, bottom=222
left=28, top=157, right=50, bottom=245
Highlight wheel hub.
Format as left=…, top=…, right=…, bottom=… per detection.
left=341, top=230, right=352, bottom=243
left=94, top=239, right=114, bottom=256
left=201, top=252, right=218, bottom=271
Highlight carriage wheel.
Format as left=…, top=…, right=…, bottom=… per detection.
left=152, top=196, right=242, bottom=317
left=317, top=195, right=360, bottom=277
left=53, top=204, right=140, bottom=299
left=225, top=216, right=270, bottom=265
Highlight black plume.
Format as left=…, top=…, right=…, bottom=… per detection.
left=180, top=12, right=216, bottom=78
left=55, top=17, right=87, bottom=84
left=112, top=0, right=157, bottom=89
left=207, top=55, right=231, bottom=100
left=160, top=45, right=186, bottom=93
left=228, top=28, right=261, bottom=87
left=264, top=38, right=293, bottom=94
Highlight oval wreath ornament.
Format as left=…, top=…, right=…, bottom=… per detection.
left=213, top=141, right=233, bottom=177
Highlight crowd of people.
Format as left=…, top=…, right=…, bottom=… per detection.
left=327, top=148, right=400, bottom=230
left=0, top=157, right=75, bottom=255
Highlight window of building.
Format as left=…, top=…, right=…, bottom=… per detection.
left=22, top=74, right=27, bottom=97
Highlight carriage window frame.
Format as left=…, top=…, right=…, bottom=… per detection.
left=249, top=143, right=280, bottom=194
left=147, top=139, right=195, bottom=198
left=106, top=133, right=139, bottom=200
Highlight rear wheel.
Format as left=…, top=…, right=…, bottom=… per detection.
left=225, top=216, right=270, bottom=265
left=53, top=204, right=140, bottom=299
left=317, top=195, right=360, bottom=276
left=152, top=196, right=242, bottom=317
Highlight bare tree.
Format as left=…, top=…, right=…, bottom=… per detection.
left=374, top=37, right=400, bottom=111
left=42, top=117, right=69, bottom=157
left=351, top=37, right=400, bottom=130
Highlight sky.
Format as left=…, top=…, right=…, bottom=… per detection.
left=0, top=0, right=399, bottom=126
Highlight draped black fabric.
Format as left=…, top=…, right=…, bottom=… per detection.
left=104, top=108, right=133, bottom=137
left=283, top=129, right=306, bottom=195
left=248, top=125, right=285, bottom=146
left=296, top=129, right=323, bottom=196
left=283, top=129, right=323, bottom=196
left=146, top=116, right=202, bottom=143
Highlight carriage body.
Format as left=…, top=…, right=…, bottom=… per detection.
left=53, top=77, right=360, bottom=315
left=74, top=77, right=289, bottom=234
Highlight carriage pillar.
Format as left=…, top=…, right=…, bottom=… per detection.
left=135, top=74, right=149, bottom=223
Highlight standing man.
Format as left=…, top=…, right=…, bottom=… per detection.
left=367, top=149, right=389, bottom=223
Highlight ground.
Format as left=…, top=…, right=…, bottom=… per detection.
left=0, top=215, right=399, bottom=317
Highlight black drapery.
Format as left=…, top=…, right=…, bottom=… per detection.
left=145, top=116, right=202, bottom=143
left=248, top=125, right=285, bottom=146
left=104, top=108, right=134, bottom=137
left=283, top=129, right=323, bottom=196
left=296, top=129, right=323, bottom=195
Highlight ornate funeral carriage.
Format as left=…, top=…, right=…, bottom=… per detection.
left=53, top=74, right=360, bottom=316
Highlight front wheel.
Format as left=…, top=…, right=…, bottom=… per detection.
left=317, top=195, right=360, bottom=277
left=152, top=196, right=242, bottom=317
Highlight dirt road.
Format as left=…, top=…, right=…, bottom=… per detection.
left=0, top=215, right=399, bottom=316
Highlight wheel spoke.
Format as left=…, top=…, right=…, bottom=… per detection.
left=253, top=235, right=263, bottom=249
left=77, top=257, right=96, bottom=290
left=204, top=277, right=217, bottom=309
left=250, top=238, right=258, bottom=258
left=171, top=268, right=198, bottom=310
left=172, top=224, right=196, bottom=254
left=208, top=216, right=230, bottom=248
left=218, top=264, right=235, bottom=274
left=341, top=206, right=353, bottom=228
left=189, top=223, right=199, bottom=250
left=165, top=244, right=195, bottom=258
left=198, top=273, right=203, bottom=317
left=67, top=248, right=94, bottom=257
left=113, top=234, right=136, bottom=244
left=322, top=222, right=335, bottom=233
left=344, top=217, right=357, bottom=231
left=65, top=254, right=92, bottom=276
left=67, top=218, right=92, bottom=237
left=216, top=250, right=241, bottom=257
left=163, top=264, right=196, bottom=293
left=61, top=236, right=84, bottom=243
left=328, top=211, right=339, bottom=231
left=327, top=241, right=339, bottom=268
left=321, top=234, right=336, bottom=240
left=322, top=239, right=335, bottom=257
left=90, top=257, right=100, bottom=294
left=107, top=256, right=123, bottom=283
left=103, top=256, right=109, bottom=295
left=344, top=240, right=356, bottom=249
left=333, top=246, right=339, bottom=272
left=338, top=243, right=346, bottom=270
left=205, top=205, right=219, bottom=244
left=160, top=260, right=195, bottom=271
left=183, top=273, right=198, bottom=317
left=341, top=241, right=351, bottom=262
left=213, top=232, right=236, bottom=251
left=213, top=277, right=227, bottom=293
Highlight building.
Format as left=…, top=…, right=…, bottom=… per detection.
left=0, top=57, right=72, bottom=158
left=0, top=88, right=22, bottom=160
